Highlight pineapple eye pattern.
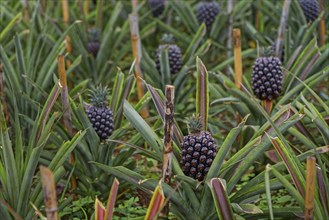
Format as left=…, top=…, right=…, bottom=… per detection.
left=196, top=1, right=220, bottom=31
left=155, top=44, right=182, bottom=75
left=251, top=56, right=283, bottom=101
left=181, top=131, right=217, bottom=181
left=85, top=86, right=114, bottom=140
left=298, top=0, right=319, bottom=23
left=148, top=0, right=165, bottom=17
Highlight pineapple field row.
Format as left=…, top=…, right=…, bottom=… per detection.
left=0, top=0, right=328, bottom=219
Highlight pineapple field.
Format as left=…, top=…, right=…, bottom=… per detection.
left=0, top=0, right=329, bottom=219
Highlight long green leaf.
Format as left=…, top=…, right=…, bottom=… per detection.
left=17, top=112, right=60, bottom=215
left=265, top=164, right=274, bottom=220
left=206, top=115, right=247, bottom=180
left=123, top=100, right=162, bottom=157
left=269, top=136, right=305, bottom=197
left=0, top=106, right=19, bottom=209
left=182, top=23, right=206, bottom=64
left=226, top=111, right=304, bottom=193
left=0, top=12, right=22, bottom=41
left=270, top=166, right=305, bottom=210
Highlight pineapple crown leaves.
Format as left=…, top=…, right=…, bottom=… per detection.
left=186, top=114, right=204, bottom=134
left=160, top=33, right=175, bottom=45
left=259, top=46, right=276, bottom=57
left=88, top=27, right=101, bottom=42
left=88, top=85, right=109, bottom=107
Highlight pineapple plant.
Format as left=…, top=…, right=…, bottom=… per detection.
left=155, top=34, right=182, bottom=75
left=85, top=85, right=114, bottom=140
left=251, top=49, right=283, bottom=101
left=196, top=0, right=220, bottom=30
left=180, top=115, right=217, bottom=181
left=148, top=0, right=165, bottom=17
left=298, top=0, right=320, bottom=23
left=87, top=28, right=101, bottom=57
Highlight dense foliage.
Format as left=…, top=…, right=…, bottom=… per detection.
left=0, top=0, right=328, bottom=219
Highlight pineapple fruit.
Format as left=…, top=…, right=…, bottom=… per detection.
left=180, top=116, right=217, bottom=181
left=251, top=49, right=283, bottom=101
left=196, top=0, right=220, bottom=30
left=87, top=28, right=101, bottom=57
left=155, top=34, right=182, bottom=75
left=85, top=86, right=114, bottom=140
left=298, top=0, right=319, bottom=23
left=148, top=0, right=165, bottom=17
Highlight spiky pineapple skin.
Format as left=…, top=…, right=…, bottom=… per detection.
left=87, top=41, right=100, bottom=57
left=86, top=105, right=114, bottom=140
left=196, top=1, right=220, bottom=30
left=251, top=56, right=283, bottom=100
left=148, top=0, right=165, bottom=17
left=155, top=44, right=182, bottom=75
left=298, top=0, right=319, bottom=23
left=180, top=131, right=217, bottom=181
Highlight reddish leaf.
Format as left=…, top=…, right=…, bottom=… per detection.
left=317, top=167, right=328, bottom=213
left=145, top=181, right=165, bottom=220
left=209, top=178, right=234, bottom=220
left=196, top=57, right=209, bottom=130
left=104, top=178, right=119, bottom=220
left=95, top=198, right=105, bottom=220
left=265, top=149, right=281, bottom=163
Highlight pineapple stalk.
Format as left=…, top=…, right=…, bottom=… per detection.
left=276, top=0, right=291, bottom=60
left=226, top=0, right=233, bottom=75
left=233, top=28, right=243, bottom=90
left=62, top=0, right=69, bottom=24
left=96, top=0, right=103, bottom=29
left=319, top=0, right=325, bottom=46
left=233, top=29, right=243, bottom=123
left=40, top=166, right=58, bottom=220
left=83, top=0, right=89, bottom=16
left=57, top=55, right=77, bottom=194
left=304, top=157, right=316, bottom=220
left=129, top=1, right=148, bottom=118
left=62, top=0, right=74, bottom=89
left=22, top=0, right=29, bottom=21
left=41, top=0, right=46, bottom=14
left=161, top=85, right=174, bottom=217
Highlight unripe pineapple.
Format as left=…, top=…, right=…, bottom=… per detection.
left=251, top=49, right=283, bottom=101
left=155, top=34, right=182, bottom=75
left=85, top=86, right=114, bottom=140
left=298, top=0, right=319, bottom=23
left=180, top=116, right=217, bottom=181
left=87, top=28, right=100, bottom=57
left=148, top=0, right=165, bottom=17
left=196, top=1, right=220, bottom=30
